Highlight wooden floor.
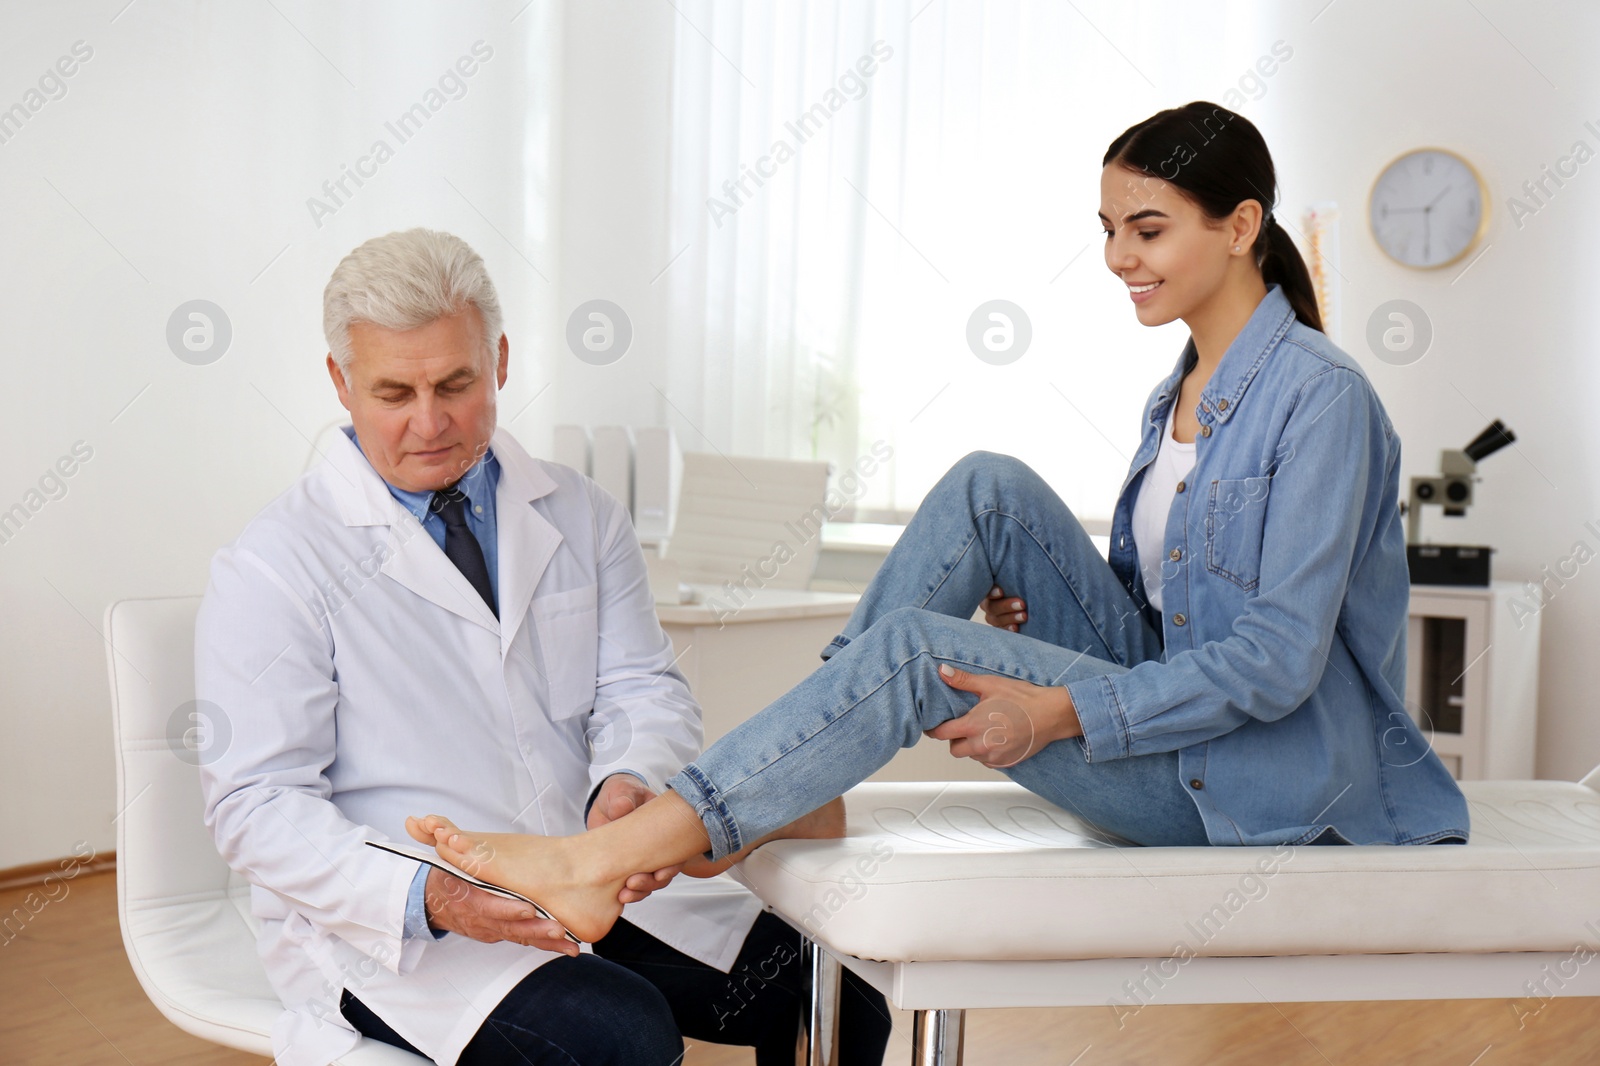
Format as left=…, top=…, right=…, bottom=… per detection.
left=4, top=871, right=1598, bottom=1064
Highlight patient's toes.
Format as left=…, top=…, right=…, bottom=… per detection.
left=404, top=816, right=436, bottom=845
left=433, top=834, right=476, bottom=870
left=434, top=827, right=500, bottom=875
left=438, top=828, right=481, bottom=855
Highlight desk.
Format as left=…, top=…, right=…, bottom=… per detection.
left=656, top=586, right=1004, bottom=783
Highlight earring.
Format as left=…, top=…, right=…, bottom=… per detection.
left=1233, top=245, right=1241, bottom=252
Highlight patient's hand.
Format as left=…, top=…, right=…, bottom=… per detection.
left=927, top=663, right=1081, bottom=768
left=588, top=773, right=684, bottom=904
left=422, top=866, right=580, bottom=956
left=982, top=586, right=1027, bottom=632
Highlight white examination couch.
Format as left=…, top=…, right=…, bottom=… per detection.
left=108, top=595, right=1600, bottom=1066
left=734, top=775, right=1600, bottom=1064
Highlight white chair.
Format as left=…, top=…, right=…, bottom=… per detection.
left=105, top=596, right=426, bottom=1065
left=664, top=453, right=833, bottom=589
left=734, top=778, right=1600, bottom=1064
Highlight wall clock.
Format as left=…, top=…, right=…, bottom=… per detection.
left=1368, top=148, right=1488, bottom=268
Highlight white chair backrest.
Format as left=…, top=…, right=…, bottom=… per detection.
left=105, top=597, right=246, bottom=923
left=105, top=597, right=429, bottom=1064
left=664, top=453, right=832, bottom=590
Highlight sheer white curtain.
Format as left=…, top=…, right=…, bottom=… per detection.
left=664, top=2, right=883, bottom=469
left=665, top=0, right=1264, bottom=518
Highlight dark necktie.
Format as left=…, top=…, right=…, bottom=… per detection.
left=430, top=487, right=498, bottom=617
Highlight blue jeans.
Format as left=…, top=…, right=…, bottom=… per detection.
left=667, top=451, right=1213, bottom=858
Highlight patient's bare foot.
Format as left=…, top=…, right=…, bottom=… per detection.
left=405, top=815, right=624, bottom=944
left=402, top=796, right=849, bottom=935
left=681, top=796, right=849, bottom=878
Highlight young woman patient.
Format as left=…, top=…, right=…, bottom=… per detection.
left=409, top=100, right=1469, bottom=946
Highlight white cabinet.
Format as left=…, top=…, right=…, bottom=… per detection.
left=1406, top=581, right=1541, bottom=780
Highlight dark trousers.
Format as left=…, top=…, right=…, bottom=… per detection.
left=341, top=911, right=894, bottom=1065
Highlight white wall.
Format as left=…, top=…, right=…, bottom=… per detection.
left=3, top=0, right=1597, bottom=870
left=0, top=0, right=563, bottom=869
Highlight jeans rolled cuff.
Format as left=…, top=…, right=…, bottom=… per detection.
left=666, top=763, right=744, bottom=861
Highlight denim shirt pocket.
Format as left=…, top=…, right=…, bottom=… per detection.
left=1206, top=477, right=1271, bottom=591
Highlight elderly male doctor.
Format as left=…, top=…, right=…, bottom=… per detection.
left=195, top=229, right=890, bottom=1066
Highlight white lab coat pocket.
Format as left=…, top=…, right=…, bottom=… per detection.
left=532, top=584, right=599, bottom=719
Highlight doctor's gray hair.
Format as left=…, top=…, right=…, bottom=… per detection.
left=323, top=228, right=503, bottom=373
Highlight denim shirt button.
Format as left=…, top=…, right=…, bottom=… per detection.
left=1175, top=480, right=1186, bottom=493
left=1218, top=398, right=1229, bottom=411
left=1200, top=425, right=1212, bottom=438
left=1189, top=778, right=1204, bottom=790
left=1169, top=548, right=1181, bottom=561
left=1172, top=612, right=1187, bottom=626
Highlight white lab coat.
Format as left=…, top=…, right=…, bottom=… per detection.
left=195, top=427, right=762, bottom=1066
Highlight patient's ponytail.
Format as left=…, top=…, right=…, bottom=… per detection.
left=1258, top=217, right=1322, bottom=333
left=1103, top=101, right=1324, bottom=334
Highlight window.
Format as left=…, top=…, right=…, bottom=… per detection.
left=666, top=0, right=1264, bottom=519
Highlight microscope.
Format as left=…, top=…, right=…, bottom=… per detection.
left=1404, top=420, right=1516, bottom=586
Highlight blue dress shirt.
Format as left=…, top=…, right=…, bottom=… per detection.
left=340, top=426, right=502, bottom=599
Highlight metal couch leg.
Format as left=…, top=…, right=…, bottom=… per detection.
left=912, top=1008, right=965, bottom=1066
left=796, top=936, right=841, bottom=1066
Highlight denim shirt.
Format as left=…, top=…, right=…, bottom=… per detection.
left=1063, top=284, right=1470, bottom=846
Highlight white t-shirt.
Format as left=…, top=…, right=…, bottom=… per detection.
left=1131, top=401, right=1197, bottom=613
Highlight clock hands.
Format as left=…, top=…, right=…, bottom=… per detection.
left=1384, top=184, right=1454, bottom=214
left=1383, top=184, right=1454, bottom=262
left=1372, top=150, right=1482, bottom=267
left=1420, top=185, right=1455, bottom=261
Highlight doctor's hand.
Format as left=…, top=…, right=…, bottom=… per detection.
left=982, top=586, right=1028, bottom=632
left=926, top=663, right=1081, bottom=769
left=587, top=773, right=684, bottom=905
left=422, top=867, right=580, bottom=957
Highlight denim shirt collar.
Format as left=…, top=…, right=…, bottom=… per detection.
left=1147, top=283, right=1298, bottom=431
